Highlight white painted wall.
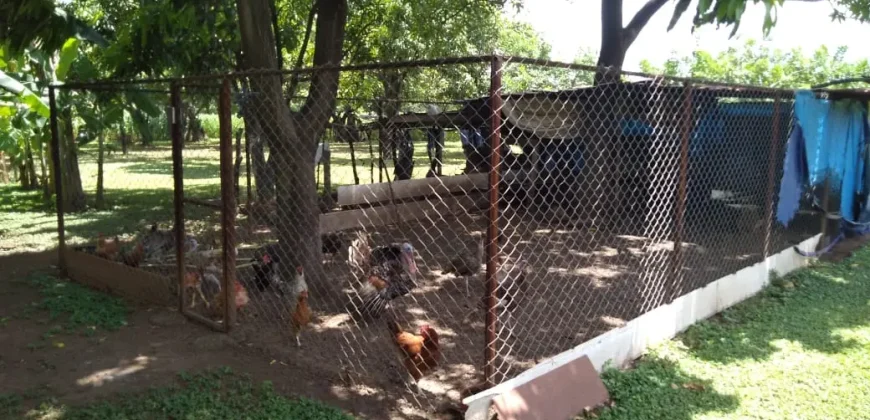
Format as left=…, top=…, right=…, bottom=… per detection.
left=464, top=234, right=822, bottom=420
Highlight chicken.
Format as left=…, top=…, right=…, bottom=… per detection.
left=119, top=241, right=145, bottom=267
left=445, top=232, right=508, bottom=293
left=321, top=233, right=344, bottom=262
left=463, top=257, right=529, bottom=326
left=182, top=262, right=221, bottom=309
left=141, top=223, right=199, bottom=260
left=95, top=234, right=121, bottom=260
left=348, top=232, right=419, bottom=320
left=387, top=318, right=441, bottom=381
left=289, top=266, right=311, bottom=347
left=250, top=244, right=283, bottom=293
left=208, top=262, right=249, bottom=319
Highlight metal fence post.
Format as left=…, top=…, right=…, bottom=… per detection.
left=672, top=82, right=693, bottom=296
left=484, top=55, right=503, bottom=388
left=170, top=83, right=185, bottom=314
left=763, top=94, right=783, bottom=258
left=219, top=78, right=238, bottom=331
left=48, top=86, right=66, bottom=275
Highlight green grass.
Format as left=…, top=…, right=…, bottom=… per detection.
left=9, top=368, right=353, bottom=420
left=24, top=273, right=130, bottom=334
left=0, top=131, right=468, bottom=253
left=589, top=248, right=870, bottom=419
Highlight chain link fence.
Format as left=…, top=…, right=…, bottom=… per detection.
left=51, top=56, right=822, bottom=415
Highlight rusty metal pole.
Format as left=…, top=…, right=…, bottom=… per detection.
left=763, top=94, right=783, bottom=259
left=170, top=84, right=186, bottom=314
left=219, top=79, right=238, bottom=331
left=672, top=83, right=693, bottom=295
left=48, top=86, right=66, bottom=275
left=484, top=55, right=503, bottom=388
left=245, top=132, right=252, bottom=207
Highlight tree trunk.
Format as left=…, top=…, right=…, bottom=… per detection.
left=60, top=107, right=87, bottom=213
left=96, top=124, right=106, bottom=210
left=236, top=0, right=347, bottom=284
left=348, top=133, right=359, bottom=184
left=120, top=110, right=129, bottom=154
left=379, top=71, right=405, bottom=179
left=24, top=140, right=39, bottom=190
left=590, top=0, right=667, bottom=233
left=246, top=115, right=273, bottom=200
left=0, top=152, right=8, bottom=184
left=19, top=164, right=29, bottom=188
left=38, top=142, right=50, bottom=201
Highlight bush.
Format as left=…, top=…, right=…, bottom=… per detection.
left=199, top=114, right=244, bottom=139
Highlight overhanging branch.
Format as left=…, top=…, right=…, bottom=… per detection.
left=623, top=0, right=669, bottom=47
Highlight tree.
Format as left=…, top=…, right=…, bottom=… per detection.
left=639, top=40, right=870, bottom=88
left=597, top=0, right=870, bottom=83
left=236, top=0, right=347, bottom=281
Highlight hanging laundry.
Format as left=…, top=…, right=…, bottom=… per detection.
left=775, top=123, right=807, bottom=226
left=776, top=90, right=867, bottom=226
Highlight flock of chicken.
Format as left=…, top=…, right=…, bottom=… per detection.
left=92, top=225, right=529, bottom=384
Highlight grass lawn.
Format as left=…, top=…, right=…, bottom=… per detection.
left=0, top=130, right=468, bottom=254
left=590, top=246, right=870, bottom=419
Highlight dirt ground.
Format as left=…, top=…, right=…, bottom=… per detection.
left=0, top=251, right=450, bottom=420
left=0, top=197, right=823, bottom=419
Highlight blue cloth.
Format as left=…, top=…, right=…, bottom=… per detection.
left=776, top=123, right=807, bottom=226
left=793, top=90, right=866, bottom=223
left=460, top=128, right=484, bottom=148
left=540, top=141, right=584, bottom=178
left=777, top=90, right=867, bottom=225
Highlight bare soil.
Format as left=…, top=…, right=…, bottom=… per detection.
left=0, top=251, right=444, bottom=420
left=0, top=200, right=824, bottom=419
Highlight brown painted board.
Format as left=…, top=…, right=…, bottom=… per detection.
left=492, top=355, right=609, bottom=420
left=65, top=248, right=175, bottom=306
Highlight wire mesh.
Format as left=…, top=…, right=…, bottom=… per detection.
left=58, top=82, right=182, bottom=305
left=51, top=55, right=826, bottom=416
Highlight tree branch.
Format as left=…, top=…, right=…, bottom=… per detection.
left=623, top=0, right=669, bottom=47
left=271, top=0, right=284, bottom=71
left=286, top=0, right=318, bottom=99
left=300, top=0, right=347, bottom=135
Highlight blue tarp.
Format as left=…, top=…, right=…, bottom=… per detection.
left=776, top=90, right=867, bottom=226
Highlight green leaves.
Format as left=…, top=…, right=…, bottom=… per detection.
left=0, top=70, right=49, bottom=118
left=55, top=38, right=81, bottom=81
left=640, top=40, right=868, bottom=89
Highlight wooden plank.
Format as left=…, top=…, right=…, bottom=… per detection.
left=337, top=172, right=519, bottom=208
left=320, top=193, right=486, bottom=234
left=64, top=248, right=175, bottom=306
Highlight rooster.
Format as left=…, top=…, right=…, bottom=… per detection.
left=387, top=318, right=441, bottom=381
left=348, top=232, right=419, bottom=320
left=289, top=266, right=310, bottom=347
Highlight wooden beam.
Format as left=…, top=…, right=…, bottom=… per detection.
left=337, top=172, right=517, bottom=208
left=320, top=193, right=487, bottom=234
